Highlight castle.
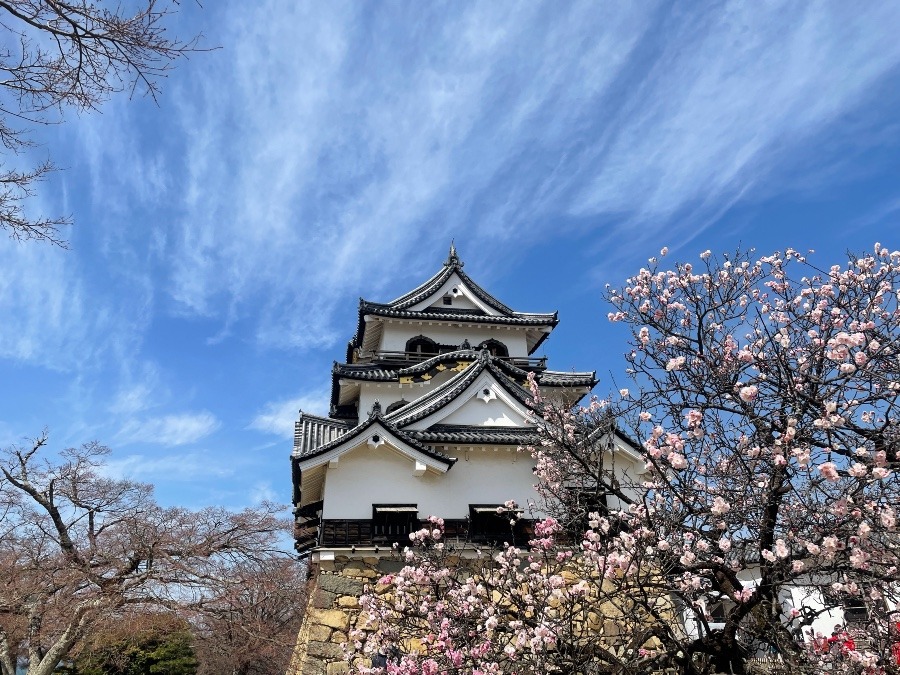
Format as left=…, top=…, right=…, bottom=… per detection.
left=287, top=245, right=635, bottom=674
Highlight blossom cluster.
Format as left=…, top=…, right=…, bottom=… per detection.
left=349, top=246, right=900, bottom=675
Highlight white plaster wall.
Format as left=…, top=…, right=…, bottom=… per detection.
left=356, top=372, right=527, bottom=424
left=355, top=378, right=455, bottom=419
left=403, top=374, right=531, bottom=430
left=410, top=273, right=501, bottom=315
left=604, top=452, right=644, bottom=511
left=357, top=382, right=427, bottom=419
left=434, top=397, right=527, bottom=427
left=789, top=586, right=842, bottom=638
left=379, top=322, right=529, bottom=357
left=425, top=294, right=481, bottom=311
left=321, top=445, right=542, bottom=520
left=542, top=388, right=590, bottom=408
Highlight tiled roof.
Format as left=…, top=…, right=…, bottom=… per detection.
left=331, top=363, right=397, bottom=380
left=397, top=349, right=478, bottom=375
left=359, top=303, right=557, bottom=325
left=384, top=350, right=534, bottom=428
left=384, top=244, right=518, bottom=314
left=292, top=413, right=457, bottom=467
left=346, top=247, right=558, bottom=360
left=332, top=352, right=595, bottom=387
left=294, top=412, right=352, bottom=455
left=538, top=370, right=597, bottom=387
left=406, top=425, right=540, bottom=445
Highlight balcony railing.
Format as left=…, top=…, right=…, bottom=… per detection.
left=357, top=350, right=547, bottom=370
left=317, top=518, right=534, bottom=548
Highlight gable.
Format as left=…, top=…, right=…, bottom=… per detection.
left=402, top=372, right=531, bottom=430
left=409, top=272, right=502, bottom=315
left=295, top=420, right=454, bottom=474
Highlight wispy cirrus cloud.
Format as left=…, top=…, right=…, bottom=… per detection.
left=249, top=390, right=331, bottom=439
left=155, top=1, right=900, bottom=351
left=568, top=4, right=900, bottom=247
left=117, top=411, right=220, bottom=447
left=0, top=237, right=92, bottom=369
left=101, top=449, right=233, bottom=482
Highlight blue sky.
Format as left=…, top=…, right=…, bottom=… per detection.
left=1, top=1, right=899, bottom=510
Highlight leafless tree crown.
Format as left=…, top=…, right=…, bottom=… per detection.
left=0, top=0, right=202, bottom=246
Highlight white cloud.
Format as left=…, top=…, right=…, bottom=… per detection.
left=852, top=196, right=900, bottom=232
left=249, top=390, right=330, bottom=439
left=152, top=2, right=900, bottom=350
left=101, top=449, right=233, bottom=482
left=0, top=237, right=92, bottom=369
left=568, top=3, right=900, bottom=245
left=249, top=481, right=278, bottom=504
left=159, top=3, right=651, bottom=351
left=107, top=362, right=165, bottom=416
left=117, top=411, right=220, bottom=446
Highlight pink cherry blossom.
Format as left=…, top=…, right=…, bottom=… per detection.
left=351, top=245, right=900, bottom=675
left=738, top=385, right=758, bottom=402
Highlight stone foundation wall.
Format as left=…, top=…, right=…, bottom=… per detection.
left=286, top=553, right=675, bottom=675
left=288, top=554, right=396, bottom=675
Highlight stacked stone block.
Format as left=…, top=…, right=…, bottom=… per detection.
left=288, top=555, right=398, bottom=675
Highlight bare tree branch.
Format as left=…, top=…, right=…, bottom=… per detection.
left=0, top=433, right=299, bottom=675
left=0, top=0, right=205, bottom=246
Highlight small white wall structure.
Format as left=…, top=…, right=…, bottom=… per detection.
left=681, top=568, right=896, bottom=651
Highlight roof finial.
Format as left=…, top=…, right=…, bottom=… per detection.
left=445, top=240, right=463, bottom=268
left=370, top=400, right=382, bottom=418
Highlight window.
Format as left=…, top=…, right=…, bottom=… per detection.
left=372, top=505, right=418, bottom=545
left=469, top=504, right=522, bottom=544
left=478, top=339, right=509, bottom=358
left=575, top=489, right=609, bottom=517
left=561, top=489, right=609, bottom=535
left=385, top=399, right=409, bottom=414
left=821, top=585, right=883, bottom=628
left=842, top=597, right=868, bottom=626
left=443, top=295, right=453, bottom=305
left=406, top=335, right=438, bottom=356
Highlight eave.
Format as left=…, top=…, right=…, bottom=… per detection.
left=384, top=350, right=535, bottom=429
left=293, top=414, right=457, bottom=473
left=346, top=247, right=559, bottom=360
left=329, top=350, right=596, bottom=413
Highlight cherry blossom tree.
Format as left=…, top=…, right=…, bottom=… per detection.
left=0, top=432, right=291, bottom=675
left=350, top=244, right=900, bottom=675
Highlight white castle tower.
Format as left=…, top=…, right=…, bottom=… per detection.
left=287, top=246, right=627, bottom=675
left=291, top=244, right=597, bottom=557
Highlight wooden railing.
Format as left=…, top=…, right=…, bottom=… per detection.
left=318, top=518, right=534, bottom=548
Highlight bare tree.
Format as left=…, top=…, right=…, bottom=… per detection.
left=0, top=0, right=201, bottom=245
left=192, top=558, right=307, bottom=675
left=0, top=432, right=289, bottom=675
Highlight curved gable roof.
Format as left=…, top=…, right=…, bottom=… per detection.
left=293, top=413, right=456, bottom=472
left=330, top=350, right=596, bottom=413
left=346, top=246, right=558, bottom=360
left=383, top=349, right=534, bottom=428
left=384, top=244, right=514, bottom=314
